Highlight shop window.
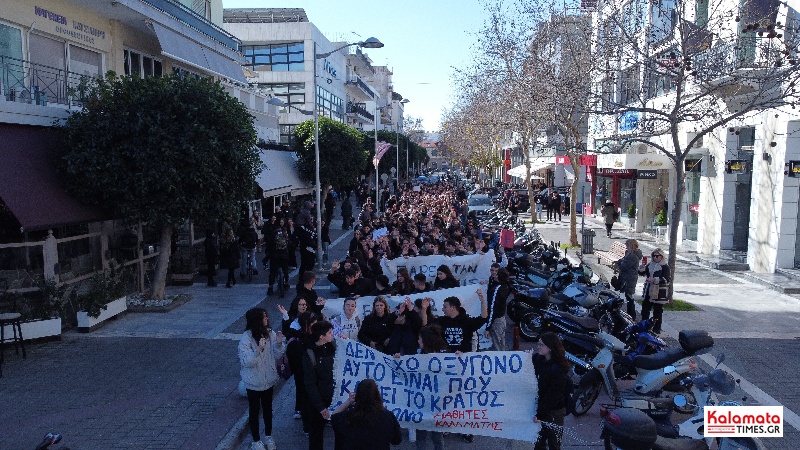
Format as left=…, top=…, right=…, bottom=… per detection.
left=124, top=49, right=163, bottom=78
left=0, top=22, right=24, bottom=95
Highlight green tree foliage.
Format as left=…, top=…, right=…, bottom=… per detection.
left=57, top=73, right=261, bottom=299
left=293, top=118, right=367, bottom=190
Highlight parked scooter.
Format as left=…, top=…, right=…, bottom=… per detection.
left=600, top=355, right=767, bottom=449
left=572, top=330, right=714, bottom=416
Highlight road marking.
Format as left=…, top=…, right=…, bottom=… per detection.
left=698, top=353, right=800, bottom=432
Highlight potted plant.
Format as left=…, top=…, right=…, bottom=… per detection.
left=655, top=208, right=669, bottom=238
left=76, top=262, right=128, bottom=330
left=170, top=249, right=196, bottom=286
left=1, top=279, right=66, bottom=341
left=625, top=203, right=636, bottom=228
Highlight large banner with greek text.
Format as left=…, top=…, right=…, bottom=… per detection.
left=380, top=253, right=496, bottom=285
left=332, top=340, right=540, bottom=442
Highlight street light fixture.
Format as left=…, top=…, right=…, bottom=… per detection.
left=271, top=37, right=383, bottom=267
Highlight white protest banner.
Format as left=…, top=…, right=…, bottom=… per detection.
left=380, top=253, right=496, bottom=285
left=372, top=227, right=388, bottom=241
left=321, top=285, right=488, bottom=321
left=322, top=284, right=493, bottom=349
left=333, top=340, right=539, bottom=442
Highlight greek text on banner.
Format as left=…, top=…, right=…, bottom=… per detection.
left=332, top=340, right=540, bottom=442
left=380, top=252, right=496, bottom=285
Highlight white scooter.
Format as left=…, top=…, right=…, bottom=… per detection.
left=572, top=330, right=714, bottom=416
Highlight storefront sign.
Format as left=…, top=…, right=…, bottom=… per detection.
left=637, top=170, right=658, bottom=179
left=586, top=166, right=593, bottom=182
left=620, top=111, right=639, bottom=131
left=34, top=6, right=107, bottom=45
left=597, top=153, right=672, bottom=170
left=556, top=155, right=597, bottom=166
left=788, top=161, right=800, bottom=177
left=555, top=156, right=570, bottom=165
left=689, top=204, right=700, bottom=213
left=597, top=168, right=634, bottom=176
left=725, top=160, right=749, bottom=174
left=685, top=159, right=702, bottom=172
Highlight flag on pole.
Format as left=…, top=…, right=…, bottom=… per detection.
left=373, top=141, right=393, bottom=168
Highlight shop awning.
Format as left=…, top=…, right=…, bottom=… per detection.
left=151, top=22, right=247, bottom=84
left=507, top=158, right=555, bottom=178
left=256, top=150, right=313, bottom=198
left=0, top=124, right=109, bottom=231
left=596, top=152, right=674, bottom=170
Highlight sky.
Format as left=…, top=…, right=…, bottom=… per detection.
left=223, top=0, right=488, bottom=132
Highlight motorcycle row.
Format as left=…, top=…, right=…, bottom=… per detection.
left=489, top=223, right=767, bottom=450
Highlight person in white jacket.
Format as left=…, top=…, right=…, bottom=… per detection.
left=239, top=307, right=285, bottom=450
left=331, top=297, right=362, bottom=340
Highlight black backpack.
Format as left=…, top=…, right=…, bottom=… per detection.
left=275, top=231, right=289, bottom=251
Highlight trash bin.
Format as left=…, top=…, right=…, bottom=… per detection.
left=580, top=229, right=595, bottom=254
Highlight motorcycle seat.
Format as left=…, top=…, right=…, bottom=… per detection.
left=562, top=332, right=605, bottom=349
left=653, top=435, right=710, bottom=450
left=550, top=310, right=599, bottom=332
left=632, top=348, right=688, bottom=370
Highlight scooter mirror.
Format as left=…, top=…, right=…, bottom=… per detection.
left=664, top=365, right=677, bottom=374
left=673, top=395, right=688, bottom=408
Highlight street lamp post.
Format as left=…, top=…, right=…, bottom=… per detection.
left=270, top=37, right=382, bottom=267
left=395, top=98, right=409, bottom=188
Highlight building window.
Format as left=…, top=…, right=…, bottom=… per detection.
left=173, top=66, right=205, bottom=80
left=317, top=86, right=343, bottom=122
left=620, top=65, right=640, bottom=105
left=280, top=124, right=297, bottom=146
left=645, top=53, right=678, bottom=99
left=0, top=22, right=24, bottom=95
left=124, top=49, right=163, bottom=77
left=242, top=43, right=304, bottom=72
left=695, top=0, right=709, bottom=27
left=258, top=82, right=305, bottom=113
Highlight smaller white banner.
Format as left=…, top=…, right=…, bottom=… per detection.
left=705, top=405, right=783, bottom=437
left=380, top=253, right=496, bottom=285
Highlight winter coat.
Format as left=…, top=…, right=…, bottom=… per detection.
left=486, top=278, right=510, bottom=327
left=303, top=341, right=336, bottom=414
left=433, top=277, right=461, bottom=290
left=615, top=249, right=642, bottom=296
left=358, top=313, right=395, bottom=350
left=639, top=262, right=671, bottom=304
left=238, top=329, right=285, bottom=391
left=220, top=240, right=240, bottom=270
left=341, top=200, right=353, bottom=219
left=532, top=354, right=569, bottom=415
left=331, top=407, right=402, bottom=450
left=601, top=204, right=617, bottom=225
left=433, top=312, right=487, bottom=353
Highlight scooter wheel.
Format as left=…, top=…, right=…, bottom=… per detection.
left=518, top=312, right=543, bottom=341
left=573, top=374, right=602, bottom=416
left=598, top=313, right=615, bottom=334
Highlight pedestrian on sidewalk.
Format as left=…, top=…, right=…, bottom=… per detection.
left=549, top=192, right=562, bottom=221
left=532, top=332, right=570, bottom=450
left=615, top=239, right=643, bottom=319
left=601, top=200, right=617, bottom=237
left=341, top=198, right=353, bottom=230
left=534, top=190, right=544, bottom=222
left=639, top=248, right=670, bottom=334
left=331, top=378, right=402, bottom=450
left=220, top=228, right=240, bottom=288
left=238, top=308, right=285, bottom=450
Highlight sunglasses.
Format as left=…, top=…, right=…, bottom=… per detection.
left=652, top=254, right=663, bottom=258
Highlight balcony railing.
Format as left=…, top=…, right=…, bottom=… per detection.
left=349, top=47, right=376, bottom=74
left=0, top=55, right=90, bottom=107
left=141, top=0, right=240, bottom=51
left=693, top=36, right=782, bottom=79
left=345, top=76, right=374, bottom=99
left=346, top=102, right=374, bottom=121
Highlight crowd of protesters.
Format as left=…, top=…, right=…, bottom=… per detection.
left=235, top=178, right=570, bottom=450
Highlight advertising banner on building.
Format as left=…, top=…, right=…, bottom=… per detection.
left=332, top=340, right=539, bottom=442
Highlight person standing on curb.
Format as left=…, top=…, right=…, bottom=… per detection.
left=601, top=200, right=617, bottom=237
left=220, top=228, right=240, bottom=288
left=238, top=308, right=285, bottom=450
left=483, top=265, right=511, bottom=351
left=303, top=321, right=336, bottom=450
left=615, top=239, right=642, bottom=319
left=639, top=248, right=670, bottom=334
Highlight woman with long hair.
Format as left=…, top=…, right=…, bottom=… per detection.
left=357, top=296, right=395, bottom=352
left=287, top=311, right=320, bottom=433
left=238, top=308, right=285, bottom=450
left=392, top=268, right=415, bottom=296
left=331, top=378, right=402, bottom=450
left=432, top=264, right=460, bottom=290
left=532, top=332, right=570, bottom=450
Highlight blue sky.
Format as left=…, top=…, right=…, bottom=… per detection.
left=223, top=0, right=487, bottom=132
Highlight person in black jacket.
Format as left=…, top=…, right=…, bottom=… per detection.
left=219, top=228, right=239, bottom=288
left=532, top=332, right=570, bottom=450
left=331, top=378, right=402, bottom=450
left=386, top=297, right=422, bottom=356
left=338, top=268, right=373, bottom=298
left=286, top=312, right=319, bottom=430
left=303, top=321, right=336, bottom=450
left=484, top=265, right=511, bottom=351
left=419, top=294, right=487, bottom=353
left=357, top=296, right=394, bottom=352
left=639, top=248, right=671, bottom=334
left=294, top=271, right=326, bottom=317
left=432, top=264, right=460, bottom=290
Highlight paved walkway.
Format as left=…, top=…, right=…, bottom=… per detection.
left=1, top=204, right=796, bottom=449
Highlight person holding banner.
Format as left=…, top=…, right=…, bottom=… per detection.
left=413, top=324, right=449, bottom=450
left=302, top=321, right=336, bottom=450
left=532, top=332, right=570, bottom=450
left=420, top=295, right=487, bottom=353
left=412, top=274, right=433, bottom=294
left=357, top=296, right=395, bottom=352
left=331, top=298, right=361, bottom=340
left=330, top=378, right=402, bottom=450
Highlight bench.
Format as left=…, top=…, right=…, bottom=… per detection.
left=597, top=241, right=626, bottom=266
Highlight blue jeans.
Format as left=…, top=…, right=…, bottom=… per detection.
left=415, top=430, right=444, bottom=450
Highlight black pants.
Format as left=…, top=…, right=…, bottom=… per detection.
left=226, top=268, right=235, bottom=286
left=300, top=249, right=316, bottom=275
left=206, top=259, right=217, bottom=286
left=625, top=293, right=636, bottom=319
left=306, top=404, right=327, bottom=450
left=641, top=298, right=664, bottom=333
left=535, top=407, right=566, bottom=450
left=269, top=257, right=289, bottom=287
left=605, top=222, right=613, bottom=236
left=246, top=387, right=274, bottom=441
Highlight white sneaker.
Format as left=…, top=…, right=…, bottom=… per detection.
left=263, top=436, right=276, bottom=450
left=293, top=410, right=302, bottom=419
left=250, top=441, right=266, bottom=450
